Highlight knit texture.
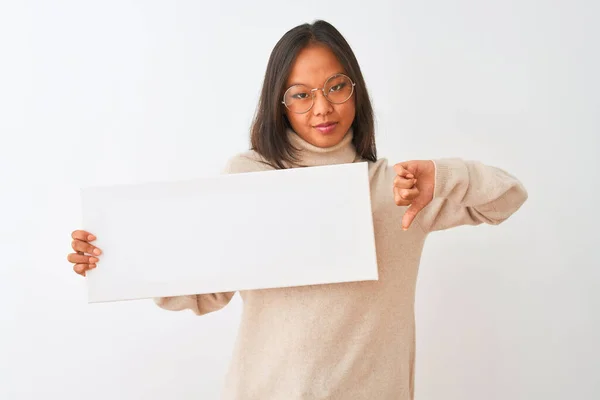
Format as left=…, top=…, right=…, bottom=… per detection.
left=154, top=129, right=528, bottom=399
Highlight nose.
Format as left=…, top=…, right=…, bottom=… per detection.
left=311, top=89, right=333, bottom=116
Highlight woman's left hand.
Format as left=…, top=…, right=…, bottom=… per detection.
left=393, top=160, right=436, bottom=230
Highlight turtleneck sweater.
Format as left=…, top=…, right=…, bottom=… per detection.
left=286, top=127, right=360, bottom=167
left=154, top=128, right=528, bottom=400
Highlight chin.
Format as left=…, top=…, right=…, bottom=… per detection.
left=306, top=126, right=347, bottom=148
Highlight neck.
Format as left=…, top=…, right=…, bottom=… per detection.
left=286, top=128, right=358, bottom=167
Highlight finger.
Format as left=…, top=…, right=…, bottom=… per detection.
left=73, top=264, right=86, bottom=276
left=394, top=164, right=415, bottom=179
left=67, top=253, right=99, bottom=265
left=71, top=239, right=102, bottom=256
left=73, top=263, right=97, bottom=276
left=71, top=230, right=96, bottom=242
left=394, top=187, right=411, bottom=206
left=399, top=187, right=419, bottom=201
left=394, top=175, right=417, bottom=190
left=402, top=203, right=424, bottom=230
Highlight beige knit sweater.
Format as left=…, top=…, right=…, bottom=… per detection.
left=154, top=129, right=528, bottom=400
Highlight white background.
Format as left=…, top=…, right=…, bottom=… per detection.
left=1, top=1, right=598, bottom=399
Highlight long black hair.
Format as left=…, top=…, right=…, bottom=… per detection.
left=250, top=20, right=376, bottom=169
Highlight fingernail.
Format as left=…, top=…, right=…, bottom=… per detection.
left=93, top=248, right=101, bottom=255
left=88, top=235, right=96, bottom=241
left=402, top=226, right=408, bottom=231
left=89, top=264, right=96, bottom=269
left=89, top=257, right=98, bottom=263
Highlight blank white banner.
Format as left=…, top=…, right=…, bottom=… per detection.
left=81, top=162, right=378, bottom=303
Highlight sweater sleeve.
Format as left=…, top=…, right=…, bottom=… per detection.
left=415, top=158, right=528, bottom=233
left=153, top=151, right=274, bottom=315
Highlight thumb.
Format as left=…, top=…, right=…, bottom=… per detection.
left=402, top=203, right=424, bottom=230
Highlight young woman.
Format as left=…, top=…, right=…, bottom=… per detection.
left=67, top=20, right=528, bottom=400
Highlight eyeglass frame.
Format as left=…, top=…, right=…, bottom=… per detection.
left=281, top=73, right=356, bottom=114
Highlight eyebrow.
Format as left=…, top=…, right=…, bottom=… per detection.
left=287, top=72, right=346, bottom=87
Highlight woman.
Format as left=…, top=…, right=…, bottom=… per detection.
left=67, top=20, right=527, bottom=400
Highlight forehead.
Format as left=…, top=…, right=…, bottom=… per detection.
left=286, top=44, right=345, bottom=86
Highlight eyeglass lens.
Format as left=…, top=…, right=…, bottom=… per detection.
left=284, top=74, right=354, bottom=113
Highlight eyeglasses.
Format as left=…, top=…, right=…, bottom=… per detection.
left=281, top=73, right=356, bottom=114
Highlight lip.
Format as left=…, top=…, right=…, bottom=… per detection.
left=313, top=122, right=338, bottom=134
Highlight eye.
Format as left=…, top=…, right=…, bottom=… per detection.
left=329, top=83, right=346, bottom=92
left=292, top=92, right=310, bottom=100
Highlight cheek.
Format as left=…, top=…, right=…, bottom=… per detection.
left=338, top=100, right=356, bottom=125
left=286, top=110, right=311, bottom=131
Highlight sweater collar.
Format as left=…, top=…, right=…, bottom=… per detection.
left=286, top=127, right=358, bottom=167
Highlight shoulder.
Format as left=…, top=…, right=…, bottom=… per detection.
left=222, top=150, right=276, bottom=174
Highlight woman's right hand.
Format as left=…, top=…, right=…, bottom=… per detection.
left=68, top=230, right=102, bottom=277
